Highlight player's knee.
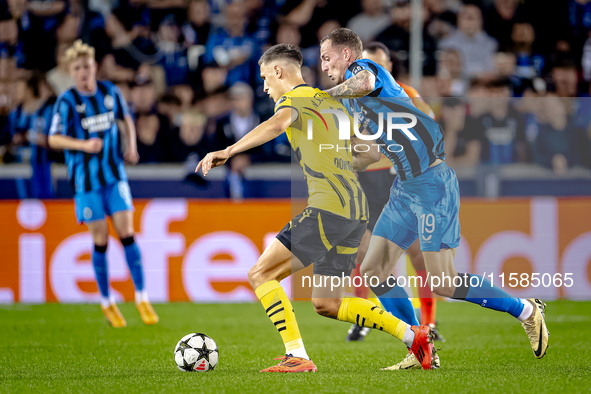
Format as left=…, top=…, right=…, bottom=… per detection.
left=312, top=298, right=340, bottom=318
left=247, top=264, right=270, bottom=289
left=91, top=229, right=109, bottom=246
left=120, top=235, right=136, bottom=246
left=359, top=259, right=378, bottom=280
left=430, top=284, right=454, bottom=298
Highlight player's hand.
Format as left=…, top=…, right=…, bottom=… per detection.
left=124, top=148, right=139, bottom=164
left=83, top=138, right=103, bottom=154
left=195, top=149, right=230, bottom=176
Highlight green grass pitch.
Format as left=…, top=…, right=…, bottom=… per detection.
left=1, top=300, right=590, bottom=393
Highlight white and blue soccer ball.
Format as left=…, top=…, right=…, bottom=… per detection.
left=174, top=333, right=219, bottom=372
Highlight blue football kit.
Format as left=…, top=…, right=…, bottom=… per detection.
left=49, top=80, right=145, bottom=303
left=344, top=59, right=526, bottom=320
left=49, top=80, right=133, bottom=223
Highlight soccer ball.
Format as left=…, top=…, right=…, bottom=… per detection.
left=174, top=333, right=219, bottom=372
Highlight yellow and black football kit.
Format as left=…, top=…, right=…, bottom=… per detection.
left=274, top=84, right=368, bottom=277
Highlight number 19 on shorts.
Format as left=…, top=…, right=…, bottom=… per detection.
left=420, top=213, right=435, bottom=242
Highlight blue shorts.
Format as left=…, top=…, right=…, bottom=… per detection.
left=373, top=162, right=461, bottom=252
left=74, top=181, right=134, bottom=223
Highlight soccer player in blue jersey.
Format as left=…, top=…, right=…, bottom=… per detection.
left=320, top=28, right=549, bottom=369
left=30, top=76, right=57, bottom=199
left=48, top=40, right=158, bottom=328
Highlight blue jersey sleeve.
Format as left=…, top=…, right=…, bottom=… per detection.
left=39, top=101, right=55, bottom=136
left=345, top=59, right=379, bottom=80
left=345, top=59, right=408, bottom=98
left=8, top=109, right=17, bottom=137
left=113, top=85, right=130, bottom=120
left=49, top=94, right=73, bottom=137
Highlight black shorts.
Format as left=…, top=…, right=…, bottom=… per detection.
left=357, top=168, right=396, bottom=231
left=276, top=208, right=367, bottom=277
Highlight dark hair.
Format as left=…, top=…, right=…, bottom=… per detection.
left=258, top=44, right=303, bottom=67
left=364, top=42, right=390, bottom=59
left=320, top=27, right=363, bottom=59
left=27, top=72, right=46, bottom=98
left=487, top=77, right=512, bottom=90
left=364, top=41, right=401, bottom=78
left=159, top=93, right=182, bottom=106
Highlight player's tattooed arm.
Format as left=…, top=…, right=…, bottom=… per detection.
left=325, top=70, right=376, bottom=98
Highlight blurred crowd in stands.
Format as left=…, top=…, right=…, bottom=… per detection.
left=1, top=0, right=591, bottom=198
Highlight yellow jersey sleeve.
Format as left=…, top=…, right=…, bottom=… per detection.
left=275, top=94, right=298, bottom=116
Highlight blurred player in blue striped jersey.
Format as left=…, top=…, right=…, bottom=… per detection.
left=320, top=28, right=549, bottom=369
left=30, top=76, right=57, bottom=199
left=48, top=40, right=158, bottom=328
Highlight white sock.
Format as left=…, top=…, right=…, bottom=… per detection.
left=135, top=289, right=148, bottom=304
left=518, top=299, right=534, bottom=322
left=402, top=325, right=415, bottom=348
left=288, top=347, right=309, bottom=360
left=100, top=297, right=110, bottom=308
left=286, top=339, right=309, bottom=360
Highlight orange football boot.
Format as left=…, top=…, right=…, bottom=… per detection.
left=409, top=325, right=434, bottom=370
left=136, top=301, right=159, bottom=325
left=101, top=304, right=127, bottom=328
left=260, top=355, right=317, bottom=373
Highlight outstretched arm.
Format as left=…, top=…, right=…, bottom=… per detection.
left=196, top=107, right=295, bottom=176
left=325, top=70, right=376, bottom=98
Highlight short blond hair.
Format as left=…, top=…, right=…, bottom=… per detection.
left=63, top=40, right=95, bottom=64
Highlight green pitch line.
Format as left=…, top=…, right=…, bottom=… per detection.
left=0, top=301, right=590, bottom=393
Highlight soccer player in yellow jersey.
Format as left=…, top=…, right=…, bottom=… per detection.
left=197, top=44, right=436, bottom=372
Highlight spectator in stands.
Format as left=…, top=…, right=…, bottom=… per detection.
left=204, top=1, right=260, bottom=87
left=551, top=61, right=579, bottom=97
left=130, top=76, right=157, bottom=116
left=183, top=0, right=211, bottom=46
left=484, top=0, right=525, bottom=52
left=375, top=1, right=438, bottom=76
left=17, top=0, right=68, bottom=71
left=302, top=19, right=339, bottom=76
left=511, top=22, right=544, bottom=80
left=156, top=15, right=194, bottom=86
left=157, top=93, right=183, bottom=127
left=451, top=79, right=490, bottom=166
left=440, top=97, right=467, bottom=168
left=423, top=0, right=459, bottom=41
left=347, top=0, right=391, bottom=42
left=532, top=94, right=585, bottom=174
left=47, top=43, right=75, bottom=95
left=456, top=78, right=526, bottom=165
left=244, top=0, right=276, bottom=48
left=169, top=110, right=208, bottom=162
left=437, top=48, right=465, bottom=96
left=201, top=65, right=228, bottom=95
left=173, top=84, right=194, bottom=111
left=439, top=3, right=498, bottom=79
left=29, top=74, right=57, bottom=198
left=276, top=22, right=302, bottom=47
left=136, top=111, right=170, bottom=163
left=213, top=82, right=261, bottom=200
left=7, top=76, right=40, bottom=162
left=281, top=0, right=360, bottom=48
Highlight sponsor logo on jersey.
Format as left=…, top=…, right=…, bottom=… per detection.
left=81, top=111, right=115, bottom=132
